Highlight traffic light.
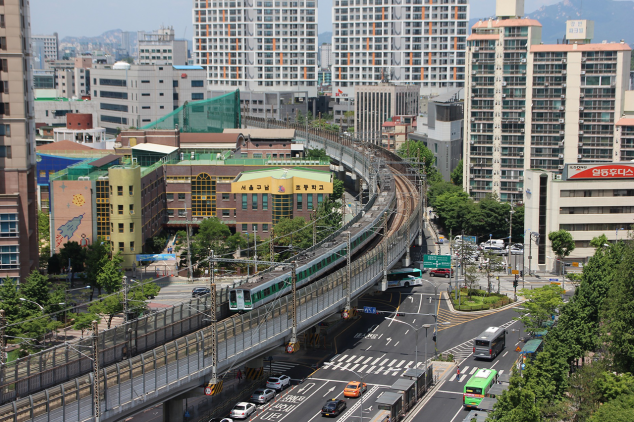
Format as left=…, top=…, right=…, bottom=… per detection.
left=513, top=276, right=518, bottom=288
left=433, top=331, right=437, bottom=342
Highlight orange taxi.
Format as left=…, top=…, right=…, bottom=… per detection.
left=343, top=381, right=367, bottom=398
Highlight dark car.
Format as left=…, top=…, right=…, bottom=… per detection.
left=192, top=287, right=211, bottom=297
left=321, top=399, right=346, bottom=417
left=429, top=268, right=453, bottom=278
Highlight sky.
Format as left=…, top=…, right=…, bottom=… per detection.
left=31, top=0, right=565, bottom=40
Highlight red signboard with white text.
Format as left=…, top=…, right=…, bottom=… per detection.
left=566, top=163, right=634, bottom=180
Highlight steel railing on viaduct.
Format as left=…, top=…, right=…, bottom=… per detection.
left=0, top=120, right=422, bottom=422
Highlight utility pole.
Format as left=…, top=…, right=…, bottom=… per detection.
left=254, top=234, right=258, bottom=274
left=123, top=276, right=128, bottom=323
left=92, top=320, right=101, bottom=422
left=0, top=309, right=5, bottom=390
left=270, top=228, right=275, bottom=263
left=418, top=156, right=424, bottom=249
left=247, top=233, right=250, bottom=277
left=290, top=261, right=298, bottom=344
left=508, top=204, right=514, bottom=276
left=382, top=214, right=388, bottom=291
left=405, top=196, right=411, bottom=266
left=345, top=231, right=351, bottom=310
left=341, top=191, right=346, bottom=227
left=312, top=210, right=317, bottom=247
left=210, top=255, right=218, bottom=384
left=186, top=213, right=192, bottom=283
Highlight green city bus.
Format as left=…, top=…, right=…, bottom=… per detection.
left=463, top=368, right=499, bottom=409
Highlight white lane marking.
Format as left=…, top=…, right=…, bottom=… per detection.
left=396, top=360, right=406, bottom=368
left=394, top=341, right=400, bottom=347
left=354, top=356, right=365, bottom=364
left=322, top=385, right=336, bottom=397
left=368, top=366, right=376, bottom=373
left=363, top=356, right=373, bottom=364
left=412, top=319, right=416, bottom=324
left=335, top=385, right=380, bottom=422
left=462, top=366, right=470, bottom=374
left=449, top=406, right=464, bottom=422
left=371, top=355, right=385, bottom=365
left=380, top=359, right=389, bottom=366
left=375, top=367, right=384, bottom=373
left=502, top=351, right=509, bottom=357
left=371, top=325, right=379, bottom=333
left=418, top=293, right=423, bottom=314
left=404, top=362, right=412, bottom=368
left=437, top=390, right=464, bottom=395
left=339, top=363, right=351, bottom=370
left=491, top=360, right=499, bottom=369
left=264, top=381, right=328, bottom=422
left=378, top=334, right=383, bottom=339
left=349, top=364, right=360, bottom=372
left=448, top=374, right=457, bottom=382
left=405, top=329, right=409, bottom=335
left=388, top=359, right=398, bottom=366
left=346, top=355, right=357, bottom=363
left=310, top=378, right=390, bottom=387
left=469, top=367, right=478, bottom=375
left=366, top=346, right=372, bottom=351
left=499, top=370, right=505, bottom=375
left=359, top=365, right=368, bottom=372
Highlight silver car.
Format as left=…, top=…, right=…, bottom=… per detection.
left=250, top=388, right=276, bottom=404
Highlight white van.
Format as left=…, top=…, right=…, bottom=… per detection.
left=480, top=239, right=505, bottom=249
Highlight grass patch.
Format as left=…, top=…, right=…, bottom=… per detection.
left=7, top=349, right=20, bottom=363
left=451, top=288, right=512, bottom=311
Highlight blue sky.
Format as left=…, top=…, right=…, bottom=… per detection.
left=31, top=0, right=561, bottom=39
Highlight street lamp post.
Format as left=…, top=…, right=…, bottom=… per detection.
left=64, top=285, right=91, bottom=338
left=386, top=318, right=421, bottom=398
left=522, top=229, right=531, bottom=289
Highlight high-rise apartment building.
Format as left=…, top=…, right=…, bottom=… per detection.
left=192, top=0, right=318, bottom=96
left=319, top=43, right=333, bottom=69
left=0, top=0, right=39, bottom=281
left=138, top=26, right=188, bottom=66
left=31, top=33, right=58, bottom=61
left=354, top=83, right=419, bottom=143
left=464, top=0, right=632, bottom=202
left=331, top=0, right=469, bottom=97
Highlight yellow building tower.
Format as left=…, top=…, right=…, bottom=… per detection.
left=109, top=166, right=143, bottom=269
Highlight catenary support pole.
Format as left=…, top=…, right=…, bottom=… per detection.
left=92, top=320, right=101, bottom=422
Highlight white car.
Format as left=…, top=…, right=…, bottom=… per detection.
left=266, top=374, right=291, bottom=390
left=230, top=402, right=256, bottom=419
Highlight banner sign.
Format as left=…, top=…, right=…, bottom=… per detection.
left=136, top=254, right=176, bottom=262
left=566, top=164, right=634, bottom=180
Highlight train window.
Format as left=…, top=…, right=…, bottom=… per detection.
left=230, top=290, right=237, bottom=303
left=327, top=256, right=331, bottom=264
left=264, top=287, right=270, bottom=296
left=278, top=282, right=283, bottom=289
left=244, top=291, right=252, bottom=302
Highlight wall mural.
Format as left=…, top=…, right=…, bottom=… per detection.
left=52, top=181, right=94, bottom=253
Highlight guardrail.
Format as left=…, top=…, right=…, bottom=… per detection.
left=0, top=119, right=422, bottom=422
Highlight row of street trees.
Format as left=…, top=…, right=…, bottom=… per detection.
left=491, top=231, right=634, bottom=421
left=397, top=140, right=525, bottom=243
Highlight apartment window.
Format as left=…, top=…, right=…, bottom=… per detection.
left=252, top=224, right=258, bottom=232
left=129, top=185, right=133, bottom=196
left=118, top=242, right=124, bottom=252
left=0, top=245, right=19, bottom=269
left=0, top=81, right=8, bottom=94
left=0, top=15, right=5, bottom=28
left=167, top=209, right=174, bottom=217
left=118, top=223, right=124, bottom=233
left=141, top=80, right=150, bottom=83
left=178, top=209, right=187, bottom=217
left=173, top=80, right=178, bottom=87
left=242, top=223, right=248, bottom=232
left=222, top=209, right=230, bottom=217
left=178, top=193, right=186, bottom=200
left=99, top=79, right=126, bottom=87
left=0, top=124, right=9, bottom=138
left=159, top=80, right=164, bottom=83
left=0, top=103, right=9, bottom=116
left=39, top=170, right=45, bottom=177
left=130, top=241, right=135, bottom=252
left=129, top=204, right=134, bottom=214
left=167, top=193, right=174, bottom=201
left=117, top=186, right=123, bottom=196
left=191, top=80, right=204, bottom=87
left=0, top=59, right=6, bottom=71
left=130, top=223, right=134, bottom=232
left=0, top=214, right=18, bottom=237
left=101, top=115, right=127, bottom=124
left=0, top=37, right=6, bottom=50
left=242, top=193, right=248, bottom=210
left=307, top=194, right=313, bottom=210
left=141, top=93, right=150, bottom=97
left=118, top=205, right=123, bottom=215
left=262, top=194, right=268, bottom=210
left=317, top=194, right=323, bottom=206
left=192, top=93, right=204, bottom=100
left=297, top=194, right=303, bottom=210
left=263, top=223, right=269, bottom=232
left=100, top=91, right=128, bottom=99
left=222, top=193, right=230, bottom=200
left=252, top=194, right=258, bottom=210
left=110, top=222, right=113, bottom=232
left=101, top=103, right=128, bottom=112
left=159, top=93, right=164, bottom=96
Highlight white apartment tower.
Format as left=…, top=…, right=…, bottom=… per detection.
left=464, top=0, right=632, bottom=202
left=331, top=0, right=469, bottom=97
left=193, top=0, right=318, bottom=96
left=138, top=26, right=188, bottom=66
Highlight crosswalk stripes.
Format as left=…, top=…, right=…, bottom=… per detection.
left=268, top=361, right=298, bottom=374
left=323, top=354, right=422, bottom=376
left=446, top=367, right=506, bottom=383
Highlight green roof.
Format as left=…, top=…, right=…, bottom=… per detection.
left=520, top=339, right=543, bottom=354
left=465, top=369, right=498, bottom=388
left=236, top=168, right=332, bottom=183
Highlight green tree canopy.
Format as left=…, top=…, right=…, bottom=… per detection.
left=89, top=294, right=123, bottom=329
left=85, top=240, right=111, bottom=295
left=515, top=284, right=564, bottom=335
left=59, top=241, right=86, bottom=272
left=548, top=229, right=575, bottom=261
left=97, top=253, right=124, bottom=294
left=450, top=159, right=463, bottom=185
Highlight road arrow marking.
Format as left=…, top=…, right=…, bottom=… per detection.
left=298, top=382, right=315, bottom=394
left=386, top=337, right=392, bottom=346
left=323, top=386, right=336, bottom=397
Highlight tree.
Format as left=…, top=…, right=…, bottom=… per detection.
left=305, top=148, right=328, bottom=160
left=37, top=210, right=49, bottom=252
left=589, top=394, right=634, bottom=422
left=47, top=253, right=63, bottom=274
left=89, top=294, right=123, bottom=329
left=590, top=234, right=610, bottom=248
left=515, top=284, right=564, bottom=335
left=195, top=217, right=231, bottom=256
left=85, top=241, right=111, bottom=295
left=97, top=254, right=124, bottom=294
left=490, top=370, right=541, bottom=422
left=548, top=230, right=575, bottom=273
left=20, top=270, right=52, bottom=311
left=343, top=110, right=354, bottom=129
left=332, top=179, right=345, bottom=203
left=59, top=241, right=86, bottom=272
left=296, top=111, right=305, bottom=125
left=73, top=312, right=101, bottom=338
left=397, top=140, right=438, bottom=179
left=427, top=180, right=461, bottom=209
left=463, top=263, right=479, bottom=295
left=450, top=159, right=462, bottom=185
left=0, top=276, right=24, bottom=337
left=272, top=217, right=312, bottom=259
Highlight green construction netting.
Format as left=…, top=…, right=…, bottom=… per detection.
left=141, top=90, right=241, bottom=133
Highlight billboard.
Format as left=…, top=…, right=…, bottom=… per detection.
left=565, top=163, right=634, bottom=180
left=51, top=180, right=94, bottom=253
